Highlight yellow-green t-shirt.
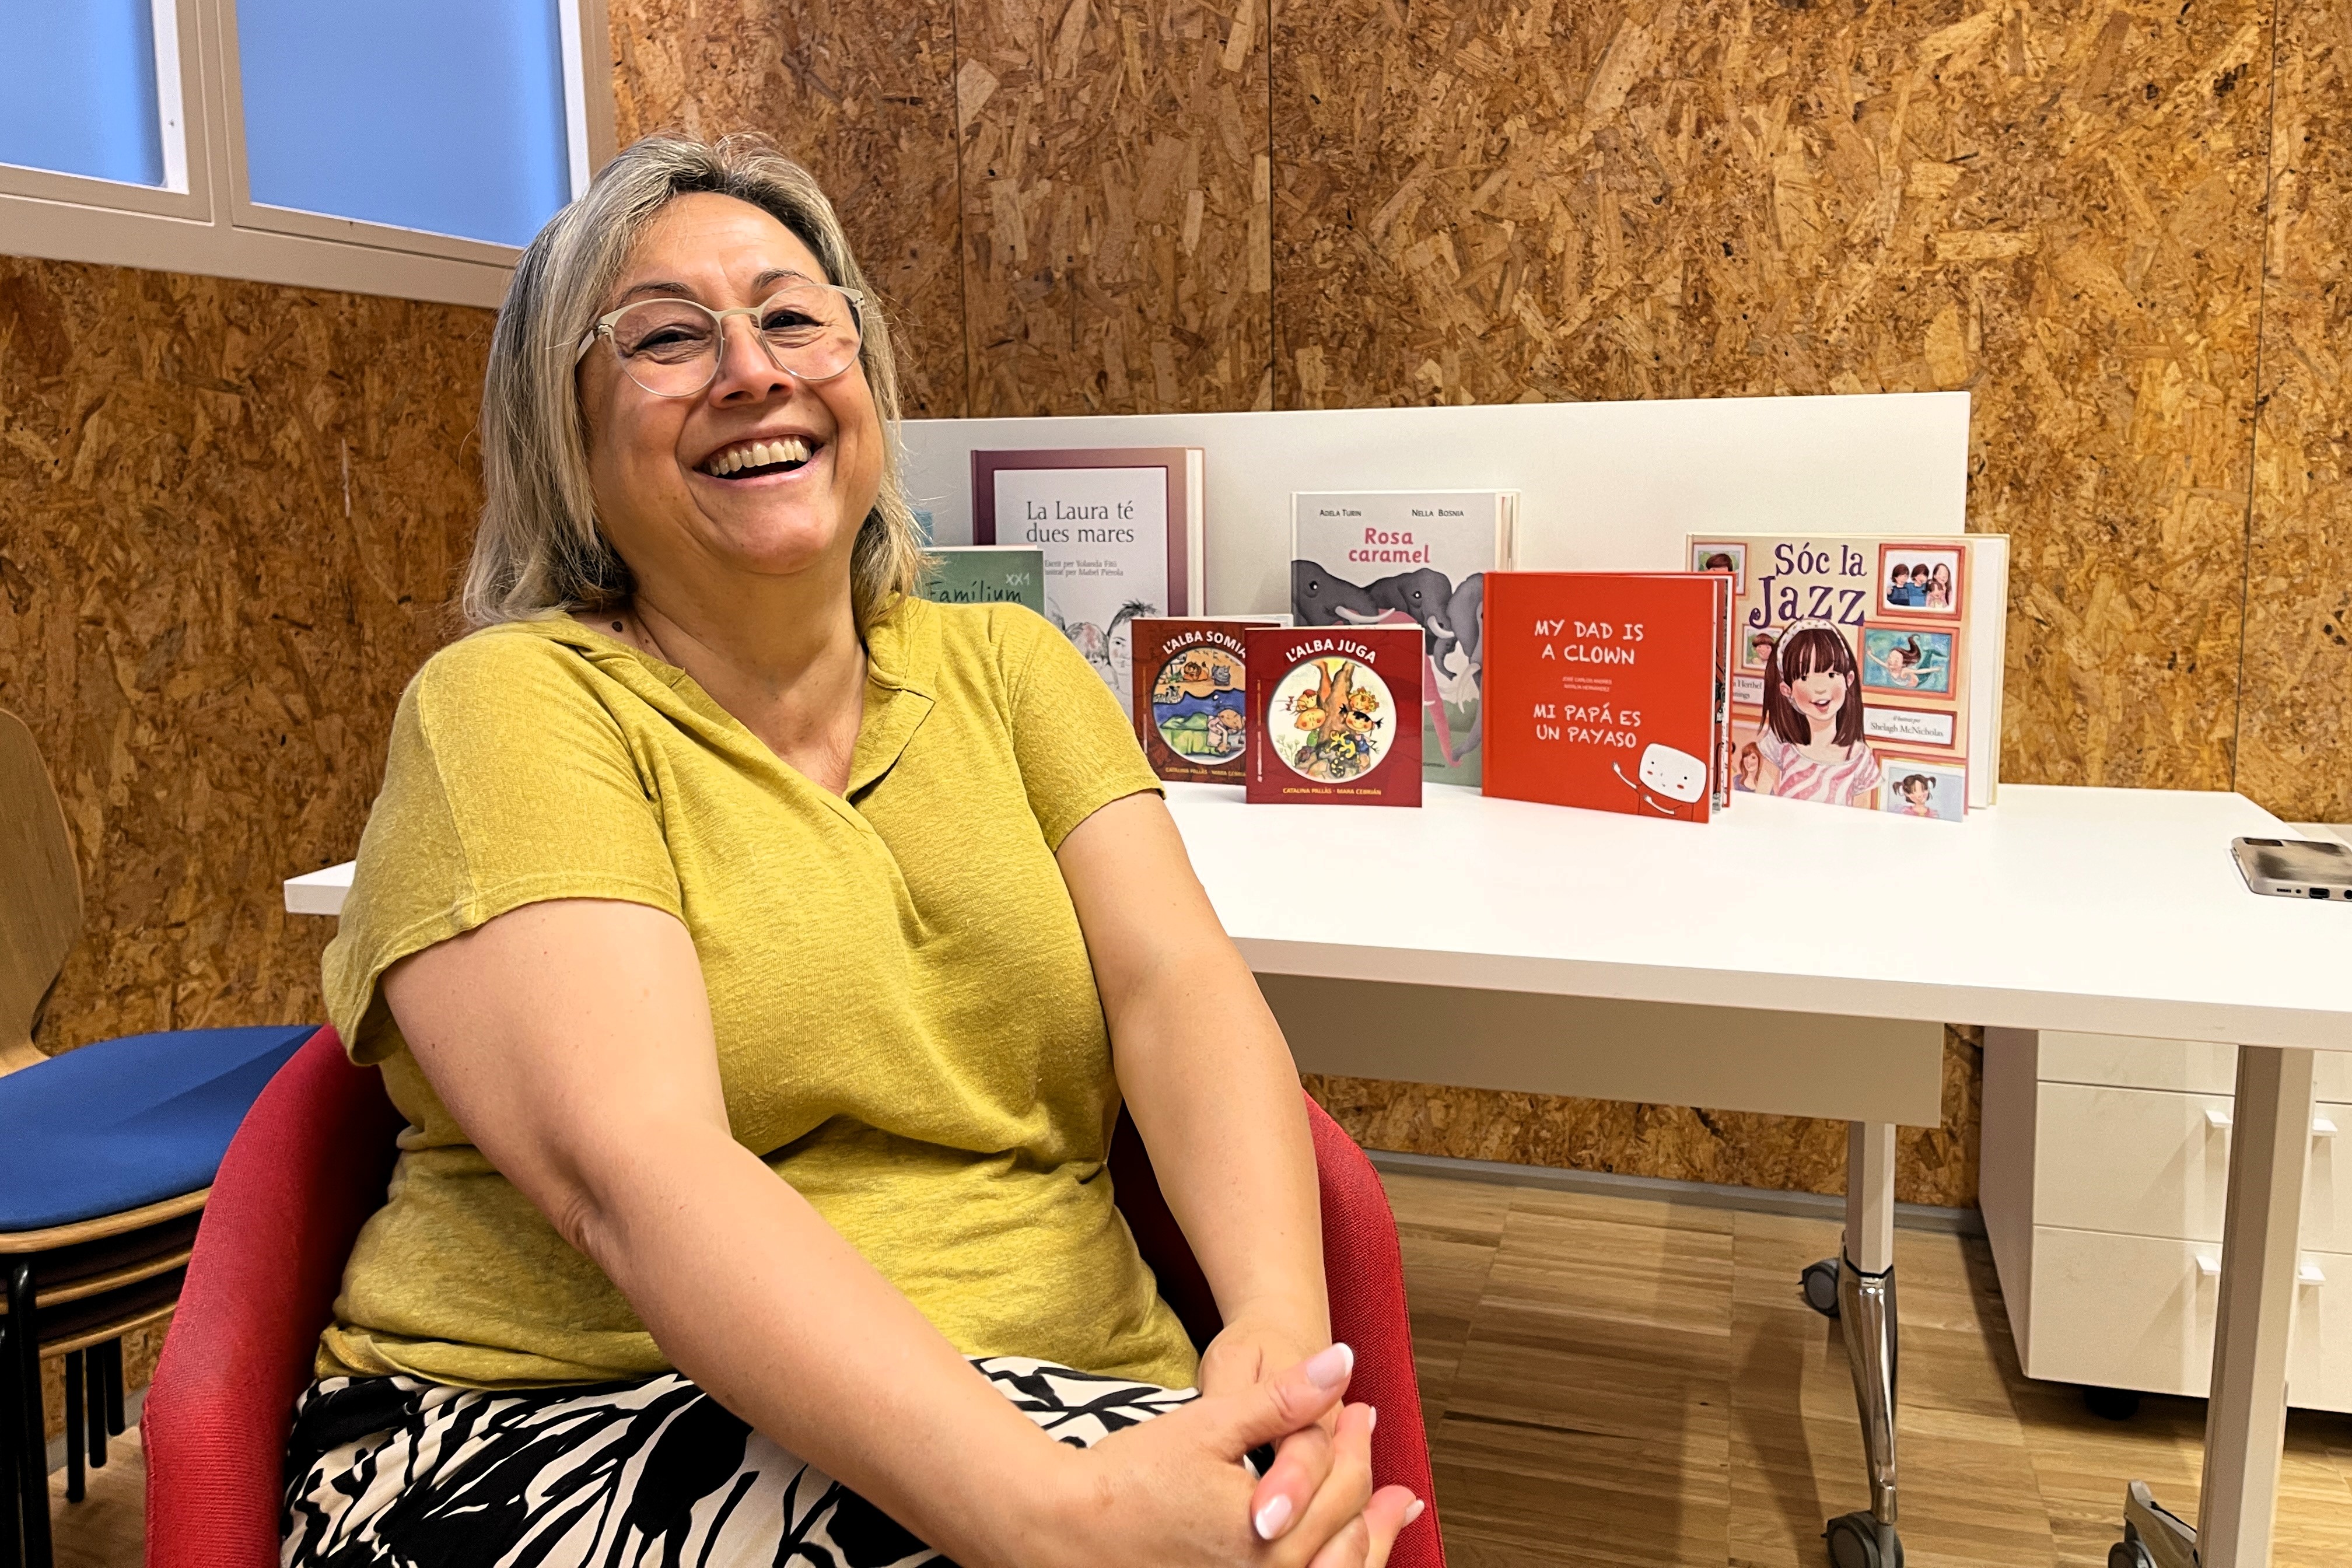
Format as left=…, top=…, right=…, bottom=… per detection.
left=317, top=597, right=1199, bottom=1392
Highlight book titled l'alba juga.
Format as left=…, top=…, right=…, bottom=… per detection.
left=1290, top=490, right=1517, bottom=788
left=1244, top=624, right=1424, bottom=807
left=972, top=448, right=1207, bottom=715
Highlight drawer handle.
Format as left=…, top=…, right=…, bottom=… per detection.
left=2197, top=1255, right=2220, bottom=1278
left=2200, top=1110, right=2335, bottom=1136
left=2301, top=1262, right=2327, bottom=1286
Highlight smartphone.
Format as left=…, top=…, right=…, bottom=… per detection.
left=2232, top=836, right=2352, bottom=901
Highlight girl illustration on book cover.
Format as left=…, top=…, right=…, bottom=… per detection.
left=1754, top=620, right=1882, bottom=808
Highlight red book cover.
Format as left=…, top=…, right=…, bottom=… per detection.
left=1245, top=626, right=1423, bottom=806
left=1130, top=619, right=1254, bottom=783
left=1481, top=573, right=1729, bottom=822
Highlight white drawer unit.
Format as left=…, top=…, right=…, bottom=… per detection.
left=1983, top=1028, right=2352, bottom=1412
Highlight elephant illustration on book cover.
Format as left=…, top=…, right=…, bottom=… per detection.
left=1292, top=560, right=1484, bottom=777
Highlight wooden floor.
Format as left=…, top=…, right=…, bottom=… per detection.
left=42, top=1171, right=2352, bottom=1565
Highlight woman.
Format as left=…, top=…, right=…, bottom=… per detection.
left=285, top=135, right=1418, bottom=1567
left=1753, top=621, right=1882, bottom=806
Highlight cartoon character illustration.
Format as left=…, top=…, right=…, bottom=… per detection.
left=1205, top=705, right=1246, bottom=755
left=1294, top=560, right=1486, bottom=771
left=1925, top=561, right=1954, bottom=610
left=1270, top=657, right=1395, bottom=782
left=1895, top=773, right=1937, bottom=817
left=1611, top=742, right=1711, bottom=820
left=1745, top=628, right=1779, bottom=671
left=1753, top=620, right=1882, bottom=808
left=1877, top=635, right=1924, bottom=688
left=1885, top=562, right=1917, bottom=607
left=1734, top=741, right=1763, bottom=793
left=1054, top=598, right=1156, bottom=692
left=1700, top=551, right=1737, bottom=573
left=1861, top=627, right=1951, bottom=694
left=1150, top=643, right=1247, bottom=764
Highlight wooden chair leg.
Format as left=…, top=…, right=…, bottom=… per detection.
left=59, top=1357, right=80, bottom=1506
left=6, top=1264, right=49, bottom=1568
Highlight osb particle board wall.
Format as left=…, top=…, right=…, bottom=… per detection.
left=0, top=258, right=490, bottom=1054
left=617, top=0, right=2347, bottom=1204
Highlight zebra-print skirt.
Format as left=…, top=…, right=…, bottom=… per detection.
left=280, top=1357, right=1196, bottom=1567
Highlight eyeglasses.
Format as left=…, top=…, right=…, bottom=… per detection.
left=575, top=282, right=866, bottom=398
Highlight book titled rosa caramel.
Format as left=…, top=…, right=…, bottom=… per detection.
left=1244, top=626, right=1423, bottom=806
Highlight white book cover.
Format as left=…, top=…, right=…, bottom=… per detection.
left=972, top=448, right=1206, bottom=713
left=1291, top=489, right=1518, bottom=786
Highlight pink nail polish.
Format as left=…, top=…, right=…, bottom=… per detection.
left=1405, top=1497, right=1426, bottom=1525
left=1254, top=1493, right=1294, bottom=1541
left=1304, top=1342, right=1354, bottom=1390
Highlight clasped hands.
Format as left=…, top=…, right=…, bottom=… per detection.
left=1028, top=1318, right=1422, bottom=1567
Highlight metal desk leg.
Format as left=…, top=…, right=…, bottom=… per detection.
left=1825, top=1121, right=1902, bottom=1567
left=2116, top=1045, right=2316, bottom=1568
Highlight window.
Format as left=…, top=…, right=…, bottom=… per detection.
left=0, top=0, right=614, bottom=308
left=0, top=0, right=174, bottom=189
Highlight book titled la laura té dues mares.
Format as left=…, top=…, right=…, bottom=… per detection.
left=1482, top=573, right=1732, bottom=822
left=1245, top=625, right=1423, bottom=806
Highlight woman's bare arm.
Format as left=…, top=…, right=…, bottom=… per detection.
left=381, top=897, right=1395, bottom=1568
left=1059, top=793, right=1401, bottom=1545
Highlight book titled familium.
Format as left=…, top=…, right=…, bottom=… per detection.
left=972, top=448, right=1208, bottom=716
left=915, top=545, right=1045, bottom=612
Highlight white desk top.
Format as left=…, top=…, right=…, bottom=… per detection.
left=1162, top=783, right=2352, bottom=1052
left=285, top=784, right=2352, bottom=1051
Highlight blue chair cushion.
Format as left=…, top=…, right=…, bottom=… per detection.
left=0, top=1025, right=317, bottom=1233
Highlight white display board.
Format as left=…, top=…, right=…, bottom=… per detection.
left=900, top=392, right=1971, bottom=618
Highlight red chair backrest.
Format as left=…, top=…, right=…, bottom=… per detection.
left=142, top=1027, right=402, bottom=1568
left=1113, top=1096, right=1444, bottom=1568
left=148, top=1038, right=1443, bottom=1568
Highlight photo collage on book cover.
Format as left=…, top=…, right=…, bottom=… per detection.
left=1692, top=536, right=1975, bottom=821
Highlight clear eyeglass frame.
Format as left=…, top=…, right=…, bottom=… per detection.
left=573, top=283, right=867, bottom=398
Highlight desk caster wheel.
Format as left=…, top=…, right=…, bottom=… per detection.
left=2108, top=1539, right=2155, bottom=1568
left=2084, top=1385, right=2141, bottom=1422
left=1824, top=1511, right=1902, bottom=1567
left=1802, top=1257, right=1840, bottom=1317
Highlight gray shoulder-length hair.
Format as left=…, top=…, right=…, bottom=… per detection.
left=463, top=134, right=925, bottom=632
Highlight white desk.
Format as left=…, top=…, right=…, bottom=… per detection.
left=288, top=782, right=2350, bottom=1566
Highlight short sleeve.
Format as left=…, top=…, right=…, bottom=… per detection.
left=999, top=610, right=1163, bottom=850
left=321, top=631, right=682, bottom=1064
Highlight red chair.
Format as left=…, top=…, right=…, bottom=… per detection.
left=144, top=1029, right=1446, bottom=1567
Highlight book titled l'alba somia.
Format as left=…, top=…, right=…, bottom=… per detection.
left=1291, top=490, right=1517, bottom=788
left=972, top=449, right=1207, bottom=715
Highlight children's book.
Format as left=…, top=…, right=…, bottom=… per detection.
left=1130, top=618, right=1259, bottom=783
left=1290, top=491, right=1518, bottom=789
left=972, top=447, right=1208, bottom=715
left=1689, top=533, right=2010, bottom=816
left=1481, top=573, right=1732, bottom=822
left=915, top=545, right=1045, bottom=612
left=1244, top=625, right=1423, bottom=806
